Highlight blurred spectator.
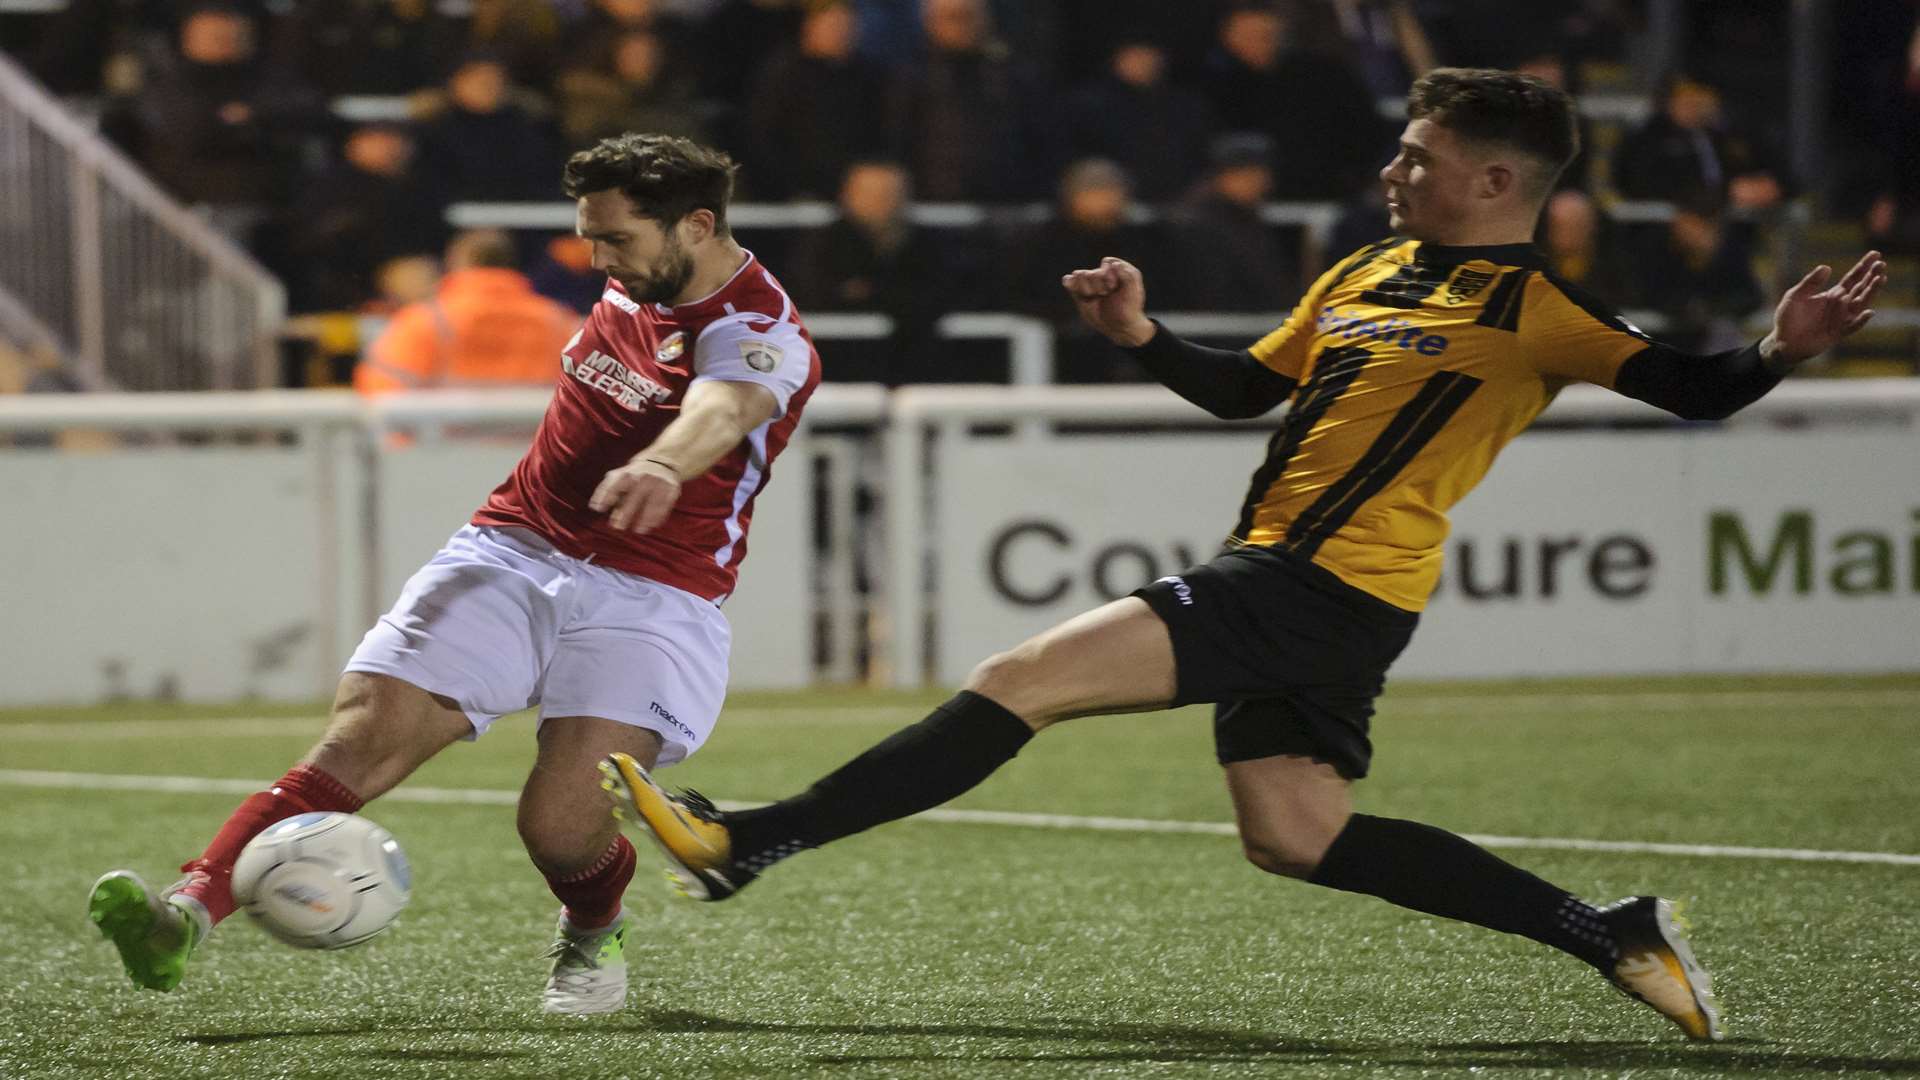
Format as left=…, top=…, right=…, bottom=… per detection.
left=527, top=235, right=606, bottom=313
left=1685, top=1, right=1790, bottom=132
left=1329, top=185, right=1391, bottom=259
left=695, top=0, right=808, bottom=107
left=1535, top=189, right=1633, bottom=306
left=743, top=1, right=889, bottom=200
left=1419, top=0, right=1626, bottom=71
left=1332, top=0, right=1436, bottom=98
left=786, top=160, right=965, bottom=383
left=1866, top=192, right=1920, bottom=258
left=1841, top=2, right=1920, bottom=254
left=429, top=0, right=564, bottom=88
left=1201, top=1, right=1388, bottom=201
left=270, top=0, right=446, bottom=96
left=286, top=122, right=448, bottom=312
left=566, top=0, right=666, bottom=51
left=1513, top=51, right=1592, bottom=191
left=119, top=4, right=321, bottom=212
left=884, top=0, right=1049, bottom=202
left=1060, top=40, right=1215, bottom=201
left=1167, top=134, right=1300, bottom=311
left=369, top=254, right=442, bottom=313
left=355, top=230, right=579, bottom=395
left=1624, top=190, right=1764, bottom=352
left=415, top=54, right=563, bottom=201
left=556, top=29, right=717, bottom=149
left=1613, top=73, right=1791, bottom=211
left=28, top=0, right=174, bottom=95
left=1003, top=158, right=1172, bottom=382
left=1047, top=0, right=1227, bottom=87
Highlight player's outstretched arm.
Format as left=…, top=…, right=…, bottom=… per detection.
left=590, top=380, right=778, bottom=533
left=1606, top=250, right=1888, bottom=422
left=1061, top=257, right=1295, bottom=419
left=1758, top=250, right=1887, bottom=370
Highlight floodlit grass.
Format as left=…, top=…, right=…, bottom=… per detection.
left=3, top=675, right=1918, bottom=1078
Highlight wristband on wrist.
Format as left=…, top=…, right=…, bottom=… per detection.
left=643, top=457, right=681, bottom=475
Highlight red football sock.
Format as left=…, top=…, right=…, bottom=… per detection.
left=176, top=763, right=365, bottom=925
left=547, top=836, right=636, bottom=929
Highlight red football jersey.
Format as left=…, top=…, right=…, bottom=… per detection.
left=473, top=252, right=821, bottom=601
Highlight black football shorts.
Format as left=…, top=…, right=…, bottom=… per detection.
left=1132, top=544, right=1418, bottom=779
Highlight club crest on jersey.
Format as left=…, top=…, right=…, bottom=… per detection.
left=740, top=339, right=782, bottom=373
left=1444, top=267, right=1498, bottom=304
left=656, top=332, right=686, bottom=362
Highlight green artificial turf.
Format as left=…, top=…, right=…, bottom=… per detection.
left=2, top=675, right=1917, bottom=1078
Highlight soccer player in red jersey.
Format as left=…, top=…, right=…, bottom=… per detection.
left=89, top=134, right=822, bottom=1014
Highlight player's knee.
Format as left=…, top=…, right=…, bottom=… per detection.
left=1240, top=834, right=1325, bottom=880
left=964, top=648, right=1058, bottom=730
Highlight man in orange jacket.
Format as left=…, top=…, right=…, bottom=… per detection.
left=355, top=229, right=581, bottom=395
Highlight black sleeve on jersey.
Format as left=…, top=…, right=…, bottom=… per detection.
left=1612, top=340, right=1783, bottom=421
left=1122, top=319, right=1297, bottom=419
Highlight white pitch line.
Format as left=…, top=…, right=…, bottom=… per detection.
left=2, top=687, right=1916, bottom=739
left=2, top=768, right=1917, bottom=868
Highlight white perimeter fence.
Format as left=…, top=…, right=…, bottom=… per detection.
left=2, top=380, right=1917, bottom=706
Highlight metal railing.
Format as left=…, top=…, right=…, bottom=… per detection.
left=0, top=52, right=285, bottom=390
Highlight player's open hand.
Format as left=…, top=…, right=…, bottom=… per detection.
left=1062, top=257, right=1156, bottom=348
left=1763, top=250, right=1888, bottom=368
left=590, top=458, right=682, bottom=534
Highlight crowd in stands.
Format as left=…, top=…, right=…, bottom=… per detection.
left=3, top=0, right=1916, bottom=386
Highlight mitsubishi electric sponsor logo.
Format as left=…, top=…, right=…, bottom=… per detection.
left=563, top=349, right=673, bottom=411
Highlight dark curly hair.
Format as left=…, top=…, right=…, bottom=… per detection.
left=562, top=133, right=740, bottom=233
left=1407, top=68, right=1579, bottom=196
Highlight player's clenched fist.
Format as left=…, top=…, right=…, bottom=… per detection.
left=1061, top=256, right=1156, bottom=348
left=590, top=457, right=682, bottom=533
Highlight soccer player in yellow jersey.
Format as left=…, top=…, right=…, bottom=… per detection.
left=603, top=69, right=1887, bottom=1040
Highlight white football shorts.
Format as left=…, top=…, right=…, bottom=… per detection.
left=346, top=524, right=729, bottom=766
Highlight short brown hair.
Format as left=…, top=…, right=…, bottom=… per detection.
left=563, top=133, right=740, bottom=233
left=1407, top=68, right=1579, bottom=195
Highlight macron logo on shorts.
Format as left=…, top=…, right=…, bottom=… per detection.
left=649, top=701, right=695, bottom=738
left=1157, top=576, right=1195, bottom=606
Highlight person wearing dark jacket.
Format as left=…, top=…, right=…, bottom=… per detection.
left=415, top=53, right=562, bottom=202
left=1200, top=2, right=1389, bottom=201
left=1168, top=134, right=1300, bottom=312
left=288, top=123, right=449, bottom=311
left=1060, top=40, right=1215, bottom=202
left=884, top=0, right=1049, bottom=202
left=785, top=161, right=967, bottom=384
left=743, top=2, right=889, bottom=201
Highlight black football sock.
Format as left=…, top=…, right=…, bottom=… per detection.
left=1307, top=813, right=1618, bottom=970
left=726, top=691, right=1033, bottom=873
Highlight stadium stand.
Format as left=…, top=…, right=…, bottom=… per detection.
left=0, top=0, right=1915, bottom=388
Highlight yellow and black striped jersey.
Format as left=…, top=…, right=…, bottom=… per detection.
left=1234, top=237, right=1658, bottom=611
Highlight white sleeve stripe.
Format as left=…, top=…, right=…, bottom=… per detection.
left=712, top=421, right=771, bottom=569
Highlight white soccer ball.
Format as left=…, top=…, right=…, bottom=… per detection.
left=231, top=812, right=411, bottom=950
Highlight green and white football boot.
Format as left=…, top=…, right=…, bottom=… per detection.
left=88, top=870, right=209, bottom=992
left=540, top=911, right=628, bottom=1015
